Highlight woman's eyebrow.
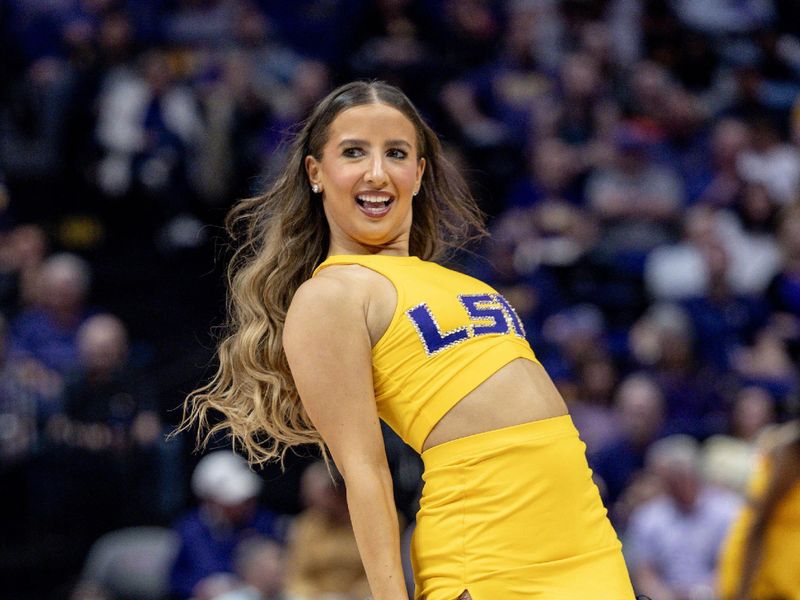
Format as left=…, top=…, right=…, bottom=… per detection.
left=338, top=138, right=368, bottom=147
left=336, top=138, right=412, bottom=148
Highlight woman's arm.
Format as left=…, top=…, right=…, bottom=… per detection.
left=284, top=272, right=406, bottom=600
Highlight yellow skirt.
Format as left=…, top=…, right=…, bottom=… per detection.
left=411, top=415, right=635, bottom=600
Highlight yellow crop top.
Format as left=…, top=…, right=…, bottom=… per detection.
left=312, top=254, right=539, bottom=453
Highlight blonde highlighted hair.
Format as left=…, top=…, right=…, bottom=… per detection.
left=178, top=81, right=486, bottom=465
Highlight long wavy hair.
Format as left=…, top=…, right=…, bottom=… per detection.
left=179, top=81, right=487, bottom=466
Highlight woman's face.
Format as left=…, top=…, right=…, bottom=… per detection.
left=306, top=102, right=426, bottom=255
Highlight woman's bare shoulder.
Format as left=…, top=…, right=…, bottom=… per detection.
left=286, top=265, right=375, bottom=325
left=291, top=264, right=385, bottom=311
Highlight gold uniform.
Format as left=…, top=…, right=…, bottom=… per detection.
left=313, top=254, right=634, bottom=599
left=717, top=451, right=800, bottom=600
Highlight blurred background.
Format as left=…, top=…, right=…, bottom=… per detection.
left=1, top=1, right=799, bottom=599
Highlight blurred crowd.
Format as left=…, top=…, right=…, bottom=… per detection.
left=2, top=0, right=800, bottom=599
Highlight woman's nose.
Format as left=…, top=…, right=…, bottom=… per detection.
left=365, top=155, right=387, bottom=185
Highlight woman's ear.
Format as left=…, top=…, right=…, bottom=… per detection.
left=415, top=157, right=427, bottom=195
left=305, top=155, right=322, bottom=191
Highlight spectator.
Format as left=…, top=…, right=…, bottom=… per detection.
left=646, top=201, right=780, bottom=301
left=555, top=51, right=609, bottom=145
left=645, top=205, right=722, bottom=301
left=0, top=56, right=74, bottom=222
left=683, top=236, right=769, bottom=372
left=626, top=60, right=676, bottom=127
left=284, top=462, right=369, bottom=600
left=586, top=121, right=684, bottom=266
left=169, top=450, right=284, bottom=600
left=20, top=312, right=180, bottom=581
left=504, top=137, right=585, bottom=209
left=590, top=372, right=665, bottom=506
left=698, top=118, right=750, bottom=207
left=437, top=0, right=504, bottom=73
left=216, top=537, right=287, bottom=600
left=9, top=252, right=96, bottom=379
left=724, top=182, right=782, bottom=294
left=731, top=324, right=798, bottom=403
left=49, top=314, right=175, bottom=529
left=0, top=223, right=49, bottom=315
left=629, top=303, right=725, bottom=437
left=737, top=117, right=800, bottom=205
left=540, top=303, right=608, bottom=375
left=703, top=385, right=777, bottom=495
left=568, top=352, right=622, bottom=455
left=94, top=49, right=203, bottom=236
left=624, top=435, right=742, bottom=600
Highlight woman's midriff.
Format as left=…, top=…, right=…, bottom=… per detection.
left=420, top=357, right=569, bottom=453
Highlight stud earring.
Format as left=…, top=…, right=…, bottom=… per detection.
left=413, top=189, right=419, bottom=196
left=311, top=184, right=320, bottom=194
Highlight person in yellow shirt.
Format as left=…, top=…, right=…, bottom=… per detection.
left=718, top=420, right=800, bottom=600
left=284, top=461, right=369, bottom=600
left=180, top=80, right=634, bottom=600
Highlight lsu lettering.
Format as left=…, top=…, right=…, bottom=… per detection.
left=406, top=293, right=526, bottom=356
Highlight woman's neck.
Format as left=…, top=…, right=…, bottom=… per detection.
left=327, top=240, right=410, bottom=257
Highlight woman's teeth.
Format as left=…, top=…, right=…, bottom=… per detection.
left=356, top=195, right=393, bottom=208
left=356, top=195, right=394, bottom=215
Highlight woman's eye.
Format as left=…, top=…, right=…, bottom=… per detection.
left=342, top=147, right=364, bottom=158
left=387, top=148, right=408, bottom=159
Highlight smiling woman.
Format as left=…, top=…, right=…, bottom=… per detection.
left=179, top=81, right=635, bottom=600
left=304, top=103, right=426, bottom=253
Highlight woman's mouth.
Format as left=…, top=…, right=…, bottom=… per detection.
left=355, top=193, right=395, bottom=217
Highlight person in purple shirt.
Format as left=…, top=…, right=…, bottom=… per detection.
left=9, top=252, right=98, bottom=378
left=169, top=451, right=285, bottom=600
left=590, top=373, right=666, bottom=508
